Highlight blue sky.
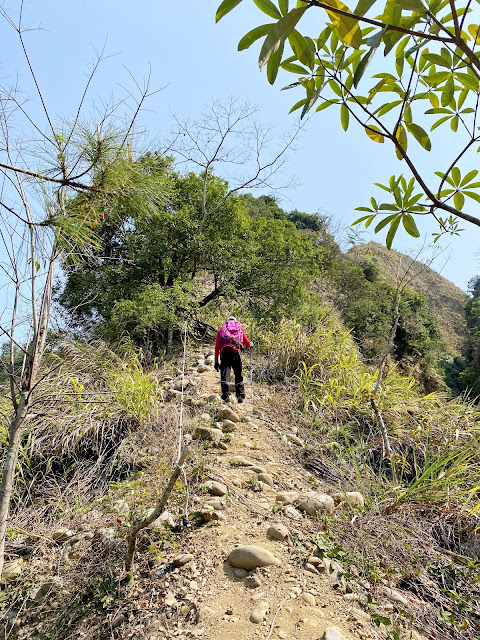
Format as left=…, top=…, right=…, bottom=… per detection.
left=0, top=0, right=478, bottom=291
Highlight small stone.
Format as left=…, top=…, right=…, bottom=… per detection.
left=204, top=480, right=227, bottom=496
left=111, top=614, right=127, bottom=629
left=173, top=553, right=194, bottom=566
left=194, top=426, right=223, bottom=443
left=267, top=524, right=290, bottom=542
left=200, top=413, right=211, bottom=421
left=276, top=490, right=299, bottom=505
left=302, top=592, right=316, bottom=605
left=295, top=493, right=335, bottom=516
left=2, top=559, right=22, bottom=581
left=383, top=587, right=409, bottom=606
left=200, top=507, right=226, bottom=522
left=307, top=556, right=323, bottom=566
left=333, top=491, right=365, bottom=509
left=287, top=434, right=304, bottom=446
left=205, top=355, right=215, bottom=364
left=343, top=593, right=359, bottom=602
left=204, top=498, right=224, bottom=510
left=197, top=606, right=214, bottom=622
left=250, top=601, right=269, bottom=623
left=207, top=394, right=221, bottom=403
left=322, top=627, right=344, bottom=640
left=257, top=473, right=274, bottom=487
left=283, top=505, right=303, bottom=520
left=52, top=527, right=74, bottom=544
left=218, top=407, right=241, bottom=422
left=233, top=568, right=248, bottom=578
left=228, top=545, right=281, bottom=570
left=221, top=419, right=237, bottom=433
left=304, top=563, right=318, bottom=574
left=245, top=574, right=262, bottom=588
left=249, top=465, right=268, bottom=474
left=198, top=365, right=211, bottom=373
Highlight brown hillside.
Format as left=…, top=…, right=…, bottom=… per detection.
left=347, top=242, right=468, bottom=358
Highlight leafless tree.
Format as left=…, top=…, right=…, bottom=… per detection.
left=0, top=4, right=162, bottom=577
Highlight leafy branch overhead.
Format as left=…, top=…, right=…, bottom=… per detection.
left=217, top=0, right=480, bottom=245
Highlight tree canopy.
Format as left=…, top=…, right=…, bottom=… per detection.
left=216, top=0, right=480, bottom=246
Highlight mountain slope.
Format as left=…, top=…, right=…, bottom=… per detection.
left=347, top=242, right=468, bottom=358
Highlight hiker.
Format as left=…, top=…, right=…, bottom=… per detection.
left=214, top=316, right=252, bottom=403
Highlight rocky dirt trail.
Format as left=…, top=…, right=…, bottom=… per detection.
left=153, top=349, right=385, bottom=640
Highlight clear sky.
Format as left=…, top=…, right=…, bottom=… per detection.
left=0, top=0, right=478, bottom=291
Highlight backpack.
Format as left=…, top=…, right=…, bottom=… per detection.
left=219, top=320, right=244, bottom=353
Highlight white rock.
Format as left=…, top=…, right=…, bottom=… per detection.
left=221, top=419, right=237, bottom=433
left=322, top=627, right=344, bottom=640
left=302, top=592, right=316, bottom=605
left=296, top=492, right=335, bottom=516
left=383, top=587, right=409, bottom=606
left=218, top=407, right=241, bottom=422
left=276, top=490, right=299, bottom=505
left=333, top=491, right=365, bottom=508
left=228, top=545, right=281, bottom=570
left=257, top=472, right=274, bottom=487
left=204, top=481, right=227, bottom=496
left=200, top=413, right=211, bottom=421
left=194, top=426, right=223, bottom=443
left=52, top=527, right=74, bottom=544
left=172, top=553, right=194, bottom=566
left=2, top=559, right=22, bottom=580
left=288, top=434, right=304, bottom=446
left=250, top=600, right=269, bottom=623
left=267, top=524, right=290, bottom=541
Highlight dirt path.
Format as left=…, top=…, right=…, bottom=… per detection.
left=154, top=351, right=380, bottom=640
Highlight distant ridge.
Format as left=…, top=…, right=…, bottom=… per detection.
left=347, top=242, right=468, bottom=358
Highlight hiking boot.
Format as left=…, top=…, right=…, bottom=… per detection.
left=237, top=397, right=245, bottom=404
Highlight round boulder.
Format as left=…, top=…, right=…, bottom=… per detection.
left=228, top=545, right=281, bottom=570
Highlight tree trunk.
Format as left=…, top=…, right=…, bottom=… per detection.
left=0, top=392, right=29, bottom=578
left=166, top=326, right=173, bottom=354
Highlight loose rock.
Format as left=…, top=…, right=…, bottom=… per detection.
left=245, top=574, right=262, bottom=588
left=383, top=587, right=409, bottom=606
left=287, top=434, right=304, bottom=447
left=296, top=492, right=335, bottom=516
left=207, top=393, right=221, bottom=403
left=221, top=419, right=237, bottom=433
left=233, top=568, right=248, bottom=578
left=267, top=524, right=290, bottom=542
left=304, top=563, right=318, bottom=574
left=257, top=472, right=274, bottom=487
left=250, top=601, right=269, bottom=624
left=249, top=465, right=268, bottom=474
left=218, top=407, right=241, bottom=422
left=197, top=365, right=211, bottom=373
left=203, top=498, right=224, bottom=510
left=204, top=481, right=228, bottom=496
left=228, top=545, right=281, bottom=570
left=200, top=413, right=211, bottom=422
left=302, top=592, right=316, bottom=605
left=2, top=560, right=22, bottom=580
left=52, top=527, right=74, bottom=544
left=333, top=491, right=365, bottom=509
left=197, top=606, right=215, bottom=623
left=172, top=553, right=194, bottom=566
left=276, top=490, right=299, bottom=505
left=194, top=426, right=224, bottom=443
left=322, top=628, right=343, bottom=640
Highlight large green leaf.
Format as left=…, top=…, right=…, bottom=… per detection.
left=289, top=29, right=314, bottom=67
left=259, top=7, right=306, bottom=71
left=402, top=213, right=420, bottom=237
left=341, top=103, right=350, bottom=131
left=354, top=46, right=378, bottom=88
left=422, top=52, right=450, bottom=67
left=395, top=124, right=407, bottom=159
left=386, top=215, right=401, bottom=248
left=216, top=0, right=244, bottom=21
left=365, top=125, right=385, bottom=142
left=279, top=0, right=289, bottom=15
left=266, top=41, right=285, bottom=84
left=238, top=24, right=273, bottom=50
left=375, top=213, right=398, bottom=233
left=406, top=122, right=431, bottom=150
left=354, top=0, right=377, bottom=14
left=454, top=191, right=465, bottom=210
left=441, top=75, right=455, bottom=107
left=253, top=0, right=282, bottom=19
left=321, top=0, right=363, bottom=48
left=456, top=72, right=479, bottom=92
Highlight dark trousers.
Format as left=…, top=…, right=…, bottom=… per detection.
left=220, top=349, right=245, bottom=400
